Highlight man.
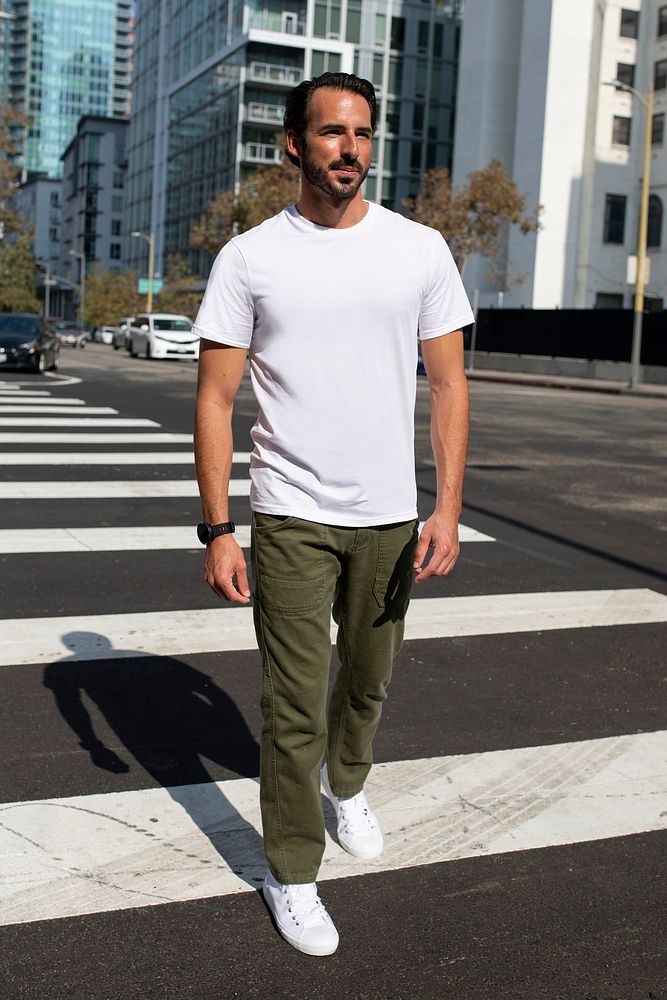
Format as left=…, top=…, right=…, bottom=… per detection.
left=193, top=72, right=473, bottom=956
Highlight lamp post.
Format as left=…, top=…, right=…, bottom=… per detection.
left=605, top=78, right=654, bottom=390
left=69, top=248, right=86, bottom=330
left=131, top=230, right=156, bottom=312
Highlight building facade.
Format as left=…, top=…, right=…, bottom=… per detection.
left=4, top=0, right=133, bottom=179
left=58, top=115, right=129, bottom=297
left=452, top=0, right=666, bottom=311
left=124, top=0, right=463, bottom=279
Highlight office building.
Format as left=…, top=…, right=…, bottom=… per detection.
left=452, top=0, right=666, bottom=310
left=4, top=0, right=133, bottom=179
left=58, top=115, right=129, bottom=297
left=124, top=0, right=463, bottom=278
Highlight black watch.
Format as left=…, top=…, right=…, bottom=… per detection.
left=197, top=521, right=236, bottom=545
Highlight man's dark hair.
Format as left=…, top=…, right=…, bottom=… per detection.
left=283, top=72, right=377, bottom=167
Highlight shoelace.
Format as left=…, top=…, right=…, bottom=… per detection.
left=282, top=884, right=329, bottom=928
left=338, top=791, right=377, bottom=836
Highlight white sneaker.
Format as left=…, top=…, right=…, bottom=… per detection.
left=321, top=763, right=384, bottom=861
left=262, top=869, right=339, bottom=956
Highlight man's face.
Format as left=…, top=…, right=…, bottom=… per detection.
left=290, top=88, right=373, bottom=205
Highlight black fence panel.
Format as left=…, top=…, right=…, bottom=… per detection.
left=469, top=310, right=667, bottom=366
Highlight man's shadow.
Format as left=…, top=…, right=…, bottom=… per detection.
left=43, top=632, right=265, bottom=888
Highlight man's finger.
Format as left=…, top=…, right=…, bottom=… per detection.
left=235, top=562, right=251, bottom=599
left=413, top=531, right=432, bottom=571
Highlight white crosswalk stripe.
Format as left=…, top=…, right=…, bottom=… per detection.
left=0, top=479, right=252, bottom=499
left=1, top=731, right=665, bottom=927
left=0, top=417, right=161, bottom=427
left=0, top=431, right=193, bottom=443
left=3, top=589, right=665, bottom=667
left=0, top=406, right=119, bottom=414
left=0, top=522, right=495, bottom=553
left=0, top=451, right=248, bottom=465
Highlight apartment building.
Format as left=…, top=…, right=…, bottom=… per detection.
left=124, top=0, right=464, bottom=279
left=452, top=0, right=666, bottom=310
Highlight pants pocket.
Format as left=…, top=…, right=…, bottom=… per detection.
left=372, top=520, right=419, bottom=621
left=252, top=514, right=327, bottom=616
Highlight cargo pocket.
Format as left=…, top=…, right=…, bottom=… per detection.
left=372, top=520, right=419, bottom=624
left=252, top=514, right=327, bottom=617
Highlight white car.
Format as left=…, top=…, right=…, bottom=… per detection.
left=128, top=313, right=199, bottom=361
left=112, top=317, right=134, bottom=350
left=97, top=325, right=115, bottom=345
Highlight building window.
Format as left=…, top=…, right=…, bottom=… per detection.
left=390, top=16, right=405, bottom=50
left=384, top=100, right=400, bottom=133
left=603, top=194, right=626, bottom=244
left=113, top=171, right=124, bottom=188
left=648, top=195, right=663, bottom=248
left=655, top=59, right=667, bottom=90
left=595, top=292, right=624, bottom=309
left=346, top=0, right=361, bottom=43
left=111, top=219, right=121, bottom=235
left=612, top=115, right=631, bottom=146
left=112, top=196, right=122, bottom=213
left=49, top=191, right=59, bottom=207
left=616, top=62, right=635, bottom=87
left=620, top=8, right=639, bottom=37
left=652, top=112, right=665, bottom=145
left=110, top=243, right=121, bottom=260
left=417, top=20, right=429, bottom=52
left=659, top=5, right=667, bottom=36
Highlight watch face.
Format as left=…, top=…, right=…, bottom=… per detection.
left=197, top=522, right=212, bottom=545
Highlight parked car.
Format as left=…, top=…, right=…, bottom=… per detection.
left=97, top=325, right=116, bottom=345
left=128, top=313, right=199, bottom=361
left=0, top=313, right=60, bottom=371
left=54, top=321, right=86, bottom=349
left=112, top=316, right=134, bottom=351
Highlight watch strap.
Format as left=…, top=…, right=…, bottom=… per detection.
left=197, top=521, right=235, bottom=544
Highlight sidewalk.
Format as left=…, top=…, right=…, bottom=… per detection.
left=465, top=367, right=667, bottom=399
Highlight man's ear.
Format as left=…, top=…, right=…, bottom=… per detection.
left=286, top=129, right=301, bottom=162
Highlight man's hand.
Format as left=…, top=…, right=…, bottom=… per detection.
left=413, top=512, right=460, bottom=582
left=204, top=535, right=251, bottom=604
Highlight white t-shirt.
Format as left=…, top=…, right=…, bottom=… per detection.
left=193, top=202, right=474, bottom=526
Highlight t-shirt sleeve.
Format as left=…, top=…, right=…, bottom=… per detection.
left=418, top=231, right=475, bottom=341
left=192, top=241, right=254, bottom=349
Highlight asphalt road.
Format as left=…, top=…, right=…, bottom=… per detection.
left=1, top=343, right=666, bottom=1000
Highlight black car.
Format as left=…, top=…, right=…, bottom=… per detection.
left=0, top=313, right=60, bottom=372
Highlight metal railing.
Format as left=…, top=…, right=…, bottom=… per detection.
left=247, top=61, right=302, bottom=86
left=246, top=101, right=284, bottom=124
left=244, top=142, right=282, bottom=164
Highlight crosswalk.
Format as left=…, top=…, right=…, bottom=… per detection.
left=1, top=373, right=665, bottom=938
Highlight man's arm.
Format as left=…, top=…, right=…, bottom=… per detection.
left=413, top=329, right=469, bottom=582
left=194, top=339, right=251, bottom=605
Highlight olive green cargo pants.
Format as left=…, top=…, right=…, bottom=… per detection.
left=251, top=513, right=419, bottom=884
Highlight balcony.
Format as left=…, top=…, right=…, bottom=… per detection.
left=244, top=142, right=282, bottom=165
left=247, top=61, right=302, bottom=87
left=246, top=100, right=284, bottom=125
left=248, top=11, right=306, bottom=35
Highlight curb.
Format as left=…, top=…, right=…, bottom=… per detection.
left=463, top=370, right=667, bottom=400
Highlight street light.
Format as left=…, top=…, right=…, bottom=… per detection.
left=69, top=248, right=86, bottom=330
left=604, top=78, right=655, bottom=390
left=131, top=230, right=156, bottom=312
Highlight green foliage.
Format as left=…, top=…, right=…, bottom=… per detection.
left=190, top=161, right=300, bottom=253
left=154, top=255, right=203, bottom=319
left=0, top=234, right=40, bottom=313
left=84, top=268, right=142, bottom=328
left=0, top=101, right=29, bottom=238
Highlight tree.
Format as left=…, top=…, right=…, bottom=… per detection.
left=0, top=233, right=40, bottom=312
left=404, top=159, right=541, bottom=288
left=154, top=255, right=203, bottom=319
left=190, top=160, right=300, bottom=253
left=0, top=101, right=28, bottom=239
left=84, top=268, right=142, bottom=329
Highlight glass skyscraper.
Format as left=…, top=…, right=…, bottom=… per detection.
left=124, top=0, right=463, bottom=279
left=5, top=0, right=133, bottom=178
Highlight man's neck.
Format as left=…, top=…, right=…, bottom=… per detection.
left=295, top=190, right=369, bottom=229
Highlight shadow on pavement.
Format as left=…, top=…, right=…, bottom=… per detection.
left=43, top=632, right=264, bottom=887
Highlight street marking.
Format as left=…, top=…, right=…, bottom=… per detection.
left=0, top=479, right=252, bottom=499
left=0, top=523, right=493, bottom=554
left=0, top=418, right=161, bottom=428
left=0, top=407, right=118, bottom=415
left=2, top=589, right=664, bottom=666
left=0, top=392, right=57, bottom=399
left=1, top=730, right=664, bottom=927
left=0, top=452, right=249, bottom=466
left=0, top=397, right=87, bottom=405
left=0, top=432, right=192, bottom=443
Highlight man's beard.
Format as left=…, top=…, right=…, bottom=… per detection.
left=300, top=146, right=369, bottom=205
